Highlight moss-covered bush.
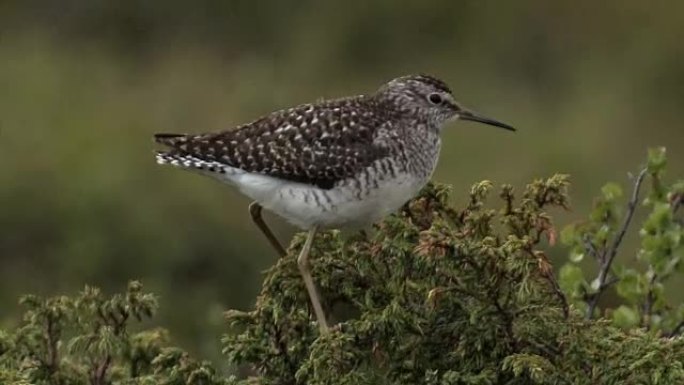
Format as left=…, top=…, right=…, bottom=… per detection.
left=1, top=149, right=682, bottom=384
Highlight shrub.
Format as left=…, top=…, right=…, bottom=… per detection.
left=1, top=148, right=682, bottom=384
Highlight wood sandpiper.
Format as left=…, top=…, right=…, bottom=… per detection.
left=154, top=74, right=514, bottom=334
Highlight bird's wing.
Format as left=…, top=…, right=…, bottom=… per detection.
left=154, top=98, right=392, bottom=189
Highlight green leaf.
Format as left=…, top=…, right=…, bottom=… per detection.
left=559, top=264, right=586, bottom=295
left=615, top=267, right=645, bottom=303
left=612, top=305, right=640, bottom=328
left=569, top=249, right=585, bottom=263
left=601, top=182, right=623, bottom=201
left=560, top=225, right=578, bottom=246
left=647, top=147, right=667, bottom=174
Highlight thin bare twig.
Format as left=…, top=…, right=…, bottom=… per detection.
left=602, top=276, right=620, bottom=289
left=92, top=355, right=112, bottom=385
left=641, top=268, right=658, bottom=329
left=604, top=168, right=649, bottom=274
left=45, top=313, right=59, bottom=375
left=581, top=234, right=599, bottom=260
left=88, top=307, right=128, bottom=385
left=672, top=194, right=682, bottom=214
left=586, top=168, right=648, bottom=319
left=666, top=320, right=684, bottom=338
left=544, top=272, right=570, bottom=319
left=532, top=248, right=570, bottom=319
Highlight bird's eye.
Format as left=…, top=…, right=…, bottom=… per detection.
left=428, top=93, right=443, bottom=105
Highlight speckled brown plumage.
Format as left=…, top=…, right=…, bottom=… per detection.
left=155, top=97, right=398, bottom=189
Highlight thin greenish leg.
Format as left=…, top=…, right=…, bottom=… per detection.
left=248, top=201, right=287, bottom=258
left=297, top=226, right=329, bottom=334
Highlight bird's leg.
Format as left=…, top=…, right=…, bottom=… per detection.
left=248, top=201, right=287, bottom=258
left=297, top=226, right=329, bottom=334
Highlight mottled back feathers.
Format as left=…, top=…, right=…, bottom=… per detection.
left=155, top=96, right=395, bottom=189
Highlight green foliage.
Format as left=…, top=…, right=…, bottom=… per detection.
left=560, top=148, right=684, bottom=334
left=223, top=175, right=684, bottom=384
left=0, top=282, right=233, bottom=385
left=2, top=170, right=684, bottom=384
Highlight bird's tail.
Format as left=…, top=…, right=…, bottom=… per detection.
left=153, top=132, right=228, bottom=173
left=154, top=133, right=189, bottom=147
left=154, top=133, right=190, bottom=166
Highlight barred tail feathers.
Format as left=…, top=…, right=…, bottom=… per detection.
left=154, top=132, right=237, bottom=176
left=154, top=133, right=189, bottom=147
left=156, top=150, right=230, bottom=174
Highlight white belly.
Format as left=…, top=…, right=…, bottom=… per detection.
left=228, top=168, right=429, bottom=229
left=158, top=140, right=440, bottom=230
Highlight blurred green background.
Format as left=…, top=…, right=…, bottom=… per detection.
left=1, top=0, right=682, bottom=363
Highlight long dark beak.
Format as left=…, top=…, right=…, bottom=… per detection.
left=460, top=109, right=515, bottom=131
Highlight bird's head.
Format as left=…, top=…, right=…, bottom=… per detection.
left=376, top=74, right=515, bottom=132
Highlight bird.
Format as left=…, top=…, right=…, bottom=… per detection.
left=154, top=74, right=514, bottom=334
